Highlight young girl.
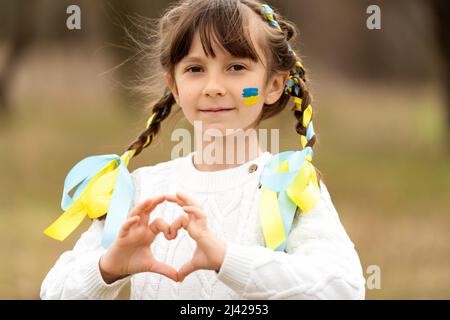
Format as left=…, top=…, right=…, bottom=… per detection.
left=41, top=0, right=365, bottom=300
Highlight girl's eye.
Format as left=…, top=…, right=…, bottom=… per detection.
left=229, top=64, right=246, bottom=72
left=185, top=64, right=247, bottom=73
left=186, top=66, right=203, bottom=73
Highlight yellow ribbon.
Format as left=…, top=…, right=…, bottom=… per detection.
left=44, top=150, right=135, bottom=242
left=259, top=148, right=320, bottom=251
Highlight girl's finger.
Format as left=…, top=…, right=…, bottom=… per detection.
left=118, top=216, right=140, bottom=239
left=142, top=195, right=166, bottom=215
left=149, top=260, right=179, bottom=282
left=176, top=191, right=201, bottom=207
left=177, top=260, right=196, bottom=282
left=165, top=192, right=200, bottom=208
left=170, top=214, right=189, bottom=237
left=164, top=194, right=185, bottom=207
left=129, top=195, right=165, bottom=217
left=128, top=198, right=152, bottom=217
left=182, top=205, right=205, bottom=219
left=149, top=217, right=171, bottom=239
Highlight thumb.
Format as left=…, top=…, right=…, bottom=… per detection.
left=177, top=260, right=196, bottom=282
left=148, top=260, right=178, bottom=282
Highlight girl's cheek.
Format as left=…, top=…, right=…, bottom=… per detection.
left=242, top=87, right=259, bottom=107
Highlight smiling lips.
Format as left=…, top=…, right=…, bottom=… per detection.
left=199, top=107, right=235, bottom=113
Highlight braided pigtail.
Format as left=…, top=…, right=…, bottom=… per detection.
left=126, top=89, right=175, bottom=158
left=256, top=2, right=323, bottom=251
left=286, top=61, right=319, bottom=163
left=260, top=2, right=322, bottom=185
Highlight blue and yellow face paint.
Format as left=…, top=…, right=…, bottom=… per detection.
left=242, top=87, right=259, bottom=106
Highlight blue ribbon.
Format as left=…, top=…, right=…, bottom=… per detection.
left=259, top=147, right=314, bottom=251
left=61, top=153, right=135, bottom=249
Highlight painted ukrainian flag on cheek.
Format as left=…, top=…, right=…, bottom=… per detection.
left=242, top=87, right=259, bottom=106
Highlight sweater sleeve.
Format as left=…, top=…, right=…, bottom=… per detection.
left=216, top=182, right=366, bottom=300
left=40, top=168, right=144, bottom=300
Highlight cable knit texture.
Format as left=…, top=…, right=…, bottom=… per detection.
left=40, top=151, right=366, bottom=300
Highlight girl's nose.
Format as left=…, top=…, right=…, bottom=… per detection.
left=203, top=76, right=226, bottom=97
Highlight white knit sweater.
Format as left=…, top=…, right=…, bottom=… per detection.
left=40, top=151, right=366, bottom=300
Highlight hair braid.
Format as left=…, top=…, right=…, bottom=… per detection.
left=289, top=62, right=318, bottom=150
left=260, top=2, right=322, bottom=186
left=126, top=90, right=175, bottom=158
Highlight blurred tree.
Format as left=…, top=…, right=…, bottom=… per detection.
left=432, top=0, right=450, bottom=145
left=0, top=0, right=37, bottom=116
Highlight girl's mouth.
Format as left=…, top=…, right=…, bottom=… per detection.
left=199, top=108, right=235, bottom=114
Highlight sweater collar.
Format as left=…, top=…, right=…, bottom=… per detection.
left=175, top=151, right=273, bottom=192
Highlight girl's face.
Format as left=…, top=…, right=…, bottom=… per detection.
left=166, top=24, right=288, bottom=136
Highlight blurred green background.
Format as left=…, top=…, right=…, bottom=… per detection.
left=0, top=0, right=449, bottom=299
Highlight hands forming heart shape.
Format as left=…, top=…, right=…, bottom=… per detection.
left=99, top=192, right=227, bottom=284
